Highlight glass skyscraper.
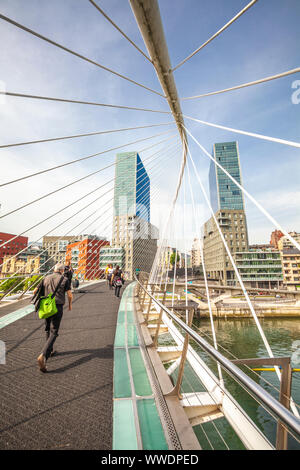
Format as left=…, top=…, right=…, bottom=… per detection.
left=112, top=151, right=158, bottom=280
left=209, top=141, right=244, bottom=212
left=113, top=151, right=150, bottom=222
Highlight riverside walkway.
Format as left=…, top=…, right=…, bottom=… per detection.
left=0, top=280, right=122, bottom=450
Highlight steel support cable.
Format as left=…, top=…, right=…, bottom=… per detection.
left=117, top=146, right=182, bottom=282
left=186, top=142, right=300, bottom=418
left=0, top=129, right=175, bottom=189
left=135, top=277, right=300, bottom=444
left=0, top=131, right=177, bottom=220
left=0, top=122, right=175, bottom=151
left=122, top=140, right=182, bottom=282
left=88, top=0, right=152, bottom=63
left=149, top=144, right=187, bottom=283
left=17, top=207, right=116, bottom=298
left=0, top=14, right=165, bottom=98
left=0, top=140, right=171, bottom=252
left=0, top=196, right=113, bottom=287
left=183, top=115, right=300, bottom=149
left=86, top=164, right=178, bottom=281
left=171, top=0, right=258, bottom=72
left=143, top=274, right=297, bottom=448
left=0, top=91, right=170, bottom=114
left=186, top=155, right=223, bottom=385
left=4, top=143, right=180, bottom=298
left=85, top=166, right=174, bottom=279
left=1, top=149, right=177, bottom=289
left=0, top=143, right=178, bottom=272
left=183, top=124, right=300, bottom=252
left=0, top=182, right=113, bottom=254
left=191, top=322, right=300, bottom=414
left=1, top=202, right=114, bottom=299
left=181, top=67, right=300, bottom=100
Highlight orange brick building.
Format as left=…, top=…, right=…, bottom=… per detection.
left=66, top=238, right=109, bottom=280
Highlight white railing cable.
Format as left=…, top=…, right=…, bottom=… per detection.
left=185, top=155, right=223, bottom=385
left=182, top=67, right=300, bottom=100
left=0, top=139, right=179, bottom=255
left=171, top=0, right=258, bottom=72
left=0, top=131, right=176, bottom=220
left=0, top=13, right=165, bottom=98
left=183, top=115, right=300, bottom=150
left=0, top=91, right=170, bottom=114
left=1, top=147, right=178, bottom=295
left=0, top=144, right=179, bottom=280
left=135, top=277, right=300, bottom=441
left=88, top=0, right=152, bottom=63
left=0, top=122, right=174, bottom=151
left=183, top=124, right=300, bottom=252
left=186, top=141, right=300, bottom=418
left=0, top=129, right=175, bottom=189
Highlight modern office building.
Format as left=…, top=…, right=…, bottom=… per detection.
left=209, top=142, right=245, bottom=213
left=112, top=152, right=158, bottom=279
left=113, top=151, right=150, bottom=223
left=234, top=248, right=283, bottom=289
left=203, top=142, right=249, bottom=285
left=99, top=246, right=125, bottom=270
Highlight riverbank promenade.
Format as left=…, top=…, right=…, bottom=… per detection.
left=0, top=280, right=121, bottom=450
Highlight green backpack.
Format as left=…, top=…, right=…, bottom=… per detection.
left=38, top=276, right=64, bottom=319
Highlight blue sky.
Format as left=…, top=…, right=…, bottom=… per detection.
left=0, top=0, right=299, bottom=249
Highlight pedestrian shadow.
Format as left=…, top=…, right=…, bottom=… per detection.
left=47, top=345, right=113, bottom=374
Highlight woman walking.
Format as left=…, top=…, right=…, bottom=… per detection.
left=111, top=266, right=124, bottom=298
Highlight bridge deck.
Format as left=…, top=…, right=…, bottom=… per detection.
left=0, top=280, right=122, bottom=450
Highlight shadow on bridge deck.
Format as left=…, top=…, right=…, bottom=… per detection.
left=0, top=280, right=125, bottom=450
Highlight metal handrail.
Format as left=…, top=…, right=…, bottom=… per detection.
left=135, top=276, right=300, bottom=440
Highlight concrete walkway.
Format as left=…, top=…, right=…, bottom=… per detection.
left=0, top=281, right=124, bottom=450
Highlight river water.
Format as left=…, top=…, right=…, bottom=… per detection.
left=168, top=316, right=300, bottom=450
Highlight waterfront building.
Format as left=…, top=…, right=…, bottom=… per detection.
left=277, top=232, right=300, bottom=251
left=1, top=245, right=50, bottom=277
left=42, top=236, right=77, bottom=265
left=203, top=210, right=249, bottom=284
left=270, top=230, right=284, bottom=249
left=112, top=152, right=158, bottom=279
left=281, top=247, right=300, bottom=290
left=191, top=238, right=202, bottom=268
left=65, top=237, right=109, bottom=280
left=204, top=142, right=249, bottom=285
left=234, top=248, right=283, bottom=289
left=0, top=232, right=28, bottom=268
left=99, top=246, right=125, bottom=270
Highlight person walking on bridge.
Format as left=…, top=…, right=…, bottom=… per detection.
left=111, top=266, right=124, bottom=298
left=35, top=263, right=73, bottom=373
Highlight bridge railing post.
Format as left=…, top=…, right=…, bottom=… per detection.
left=167, top=307, right=195, bottom=399
left=153, top=289, right=167, bottom=347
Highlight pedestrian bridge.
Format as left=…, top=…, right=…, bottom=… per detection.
left=1, top=278, right=300, bottom=451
